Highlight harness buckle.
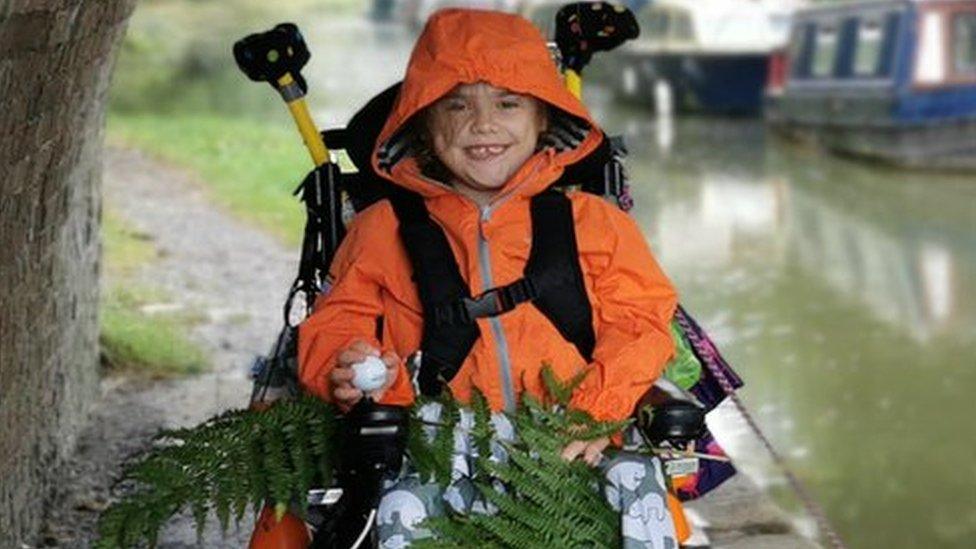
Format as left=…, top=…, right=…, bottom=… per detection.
left=433, top=279, right=538, bottom=326
left=461, top=290, right=505, bottom=322
left=464, top=278, right=538, bottom=322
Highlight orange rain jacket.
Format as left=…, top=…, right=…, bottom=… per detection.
left=298, top=9, right=678, bottom=422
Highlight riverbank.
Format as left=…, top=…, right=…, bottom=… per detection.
left=30, top=146, right=820, bottom=547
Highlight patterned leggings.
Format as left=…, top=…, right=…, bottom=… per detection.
left=374, top=404, right=678, bottom=549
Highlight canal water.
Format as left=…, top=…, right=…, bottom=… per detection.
left=111, top=6, right=976, bottom=548
left=607, top=109, right=976, bottom=549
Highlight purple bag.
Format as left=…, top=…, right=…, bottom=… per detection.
left=672, top=305, right=744, bottom=501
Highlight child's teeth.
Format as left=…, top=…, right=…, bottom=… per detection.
left=469, top=145, right=504, bottom=157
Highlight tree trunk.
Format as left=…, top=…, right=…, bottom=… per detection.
left=0, top=0, right=136, bottom=544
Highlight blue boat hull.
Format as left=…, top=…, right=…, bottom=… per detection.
left=767, top=94, right=976, bottom=169
left=765, top=82, right=976, bottom=169
left=614, top=51, right=770, bottom=115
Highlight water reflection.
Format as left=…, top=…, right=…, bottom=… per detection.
left=790, top=184, right=961, bottom=342
left=608, top=111, right=976, bottom=343
left=614, top=116, right=976, bottom=548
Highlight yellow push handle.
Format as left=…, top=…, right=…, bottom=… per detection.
left=565, top=68, right=583, bottom=100
left=275, top=73, right=330, bottom=167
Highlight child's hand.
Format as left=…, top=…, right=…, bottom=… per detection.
left=330, top=340, right=400, bottom=409
left=561, top=437, right=611, bottom=467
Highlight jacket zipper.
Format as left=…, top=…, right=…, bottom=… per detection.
left=477, top=204, right=517, bottom=412
left=422, top=159, right=545, bottom=412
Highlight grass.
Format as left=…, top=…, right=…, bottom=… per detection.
left=102, top=209, right=157, bottom=277
left=100, top=288, right=209, bottom=378
left=108, top=114, right=310, bottom=247
left=100, top=208, right=209, bottom=378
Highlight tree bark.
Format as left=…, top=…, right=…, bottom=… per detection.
left=0, top=1, right=136, bottom=544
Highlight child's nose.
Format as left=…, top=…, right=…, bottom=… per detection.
left=471, top=105, right=497, bottom=133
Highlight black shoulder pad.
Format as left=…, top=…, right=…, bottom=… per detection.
left=340, top=82, right=401, bottom=171
left=321, top=82, right=402, bottom=212
left=551, top=131, right=612, bottom=194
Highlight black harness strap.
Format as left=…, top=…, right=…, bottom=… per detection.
left=388, top=191, right=480, bottom=396
left=525, top=191, right=595, bottom=362
left=389, top=189, right=595, bottom=396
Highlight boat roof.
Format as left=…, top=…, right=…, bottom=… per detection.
left=790, top=0, right=960, bottom=19
left=647, top=0, right=802, bottom=19
left=635, top=0, right=798, bottom=53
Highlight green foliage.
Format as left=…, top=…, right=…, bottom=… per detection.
left=414, top=369, right=630, bottom=549
left=407, top=395, right=462, bottom=488
left=96, top=367, right=635, bottom=548
left=539, top=363, right=588, bottom=406
left=101, top=209, right=157, bottom=278
left=111, top=0, right=365, bottom=118
left=100, top=210, right=207, bottom=378
left=95, top=396, right=337, bottom=548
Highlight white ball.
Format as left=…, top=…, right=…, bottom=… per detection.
left=351, top=355, right=388, bottom=392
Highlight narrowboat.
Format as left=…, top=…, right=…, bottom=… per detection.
left=611, top=0, right=796, bottom=115
left=766, top=0, right=976, bottom=169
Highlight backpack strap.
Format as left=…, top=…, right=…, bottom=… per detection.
left=389, top=189, right=595, bottom=396
left=387, top=190, right=480, bottom=397
left=525, top=190, right=595, bottom=362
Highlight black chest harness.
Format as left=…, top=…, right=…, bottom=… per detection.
left=289, top=82, right=629, bottom=398
left=387, top=188, right=595, bottom=397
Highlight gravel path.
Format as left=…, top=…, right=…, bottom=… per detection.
left=36, top=146, right=298, bottom=548
left=34, top=146, right=819, bottom=548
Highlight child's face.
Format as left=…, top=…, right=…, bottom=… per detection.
left=426, top=82, right=548, bottom=198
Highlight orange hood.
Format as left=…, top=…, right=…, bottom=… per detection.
left=371, top=8, right=604, bottom=200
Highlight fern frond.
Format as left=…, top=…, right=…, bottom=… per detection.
left=98, top=365, right=643, bottom=548
left=96, top=396, right=339, bottom=548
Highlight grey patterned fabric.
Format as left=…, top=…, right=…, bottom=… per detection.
left=604, top=454, right=678, bottom=549
left=375, top=403, right=678, bottom=548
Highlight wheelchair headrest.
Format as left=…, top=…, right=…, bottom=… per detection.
left=322, top=82, right=402, bottom=176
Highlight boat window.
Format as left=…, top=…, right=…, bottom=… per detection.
left=952, top=12, right=976, bottom=76
left=916, top=12, right=946, bottom=84
left=877, top=11, right=902, bottom=77
left=813, top=25, right=839, bottom=77
left=854, top=19, right=884, bottom=76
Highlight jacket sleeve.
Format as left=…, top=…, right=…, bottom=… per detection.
left=297, top=203, right=415, bottom=408
left=569, top=197, right=678, bottom=422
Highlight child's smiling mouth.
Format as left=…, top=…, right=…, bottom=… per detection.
left=463, top=144, right=510, bottom=161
